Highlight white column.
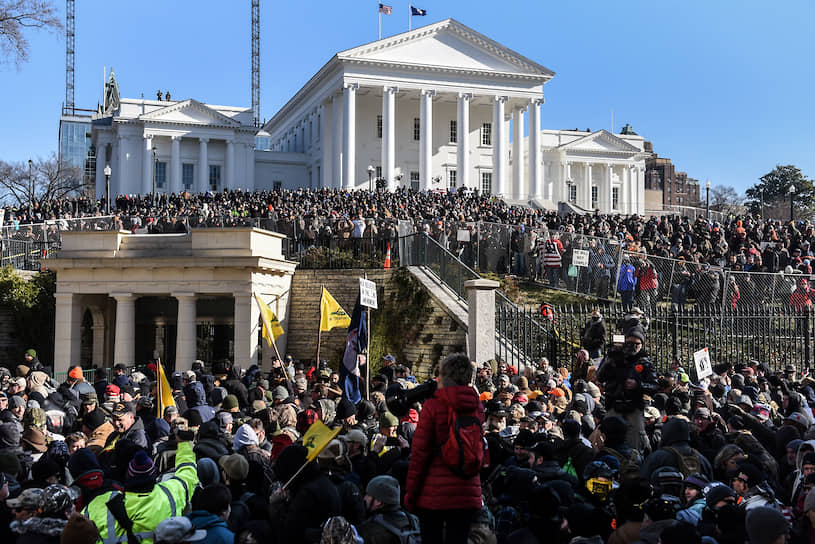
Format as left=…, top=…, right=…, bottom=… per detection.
left=117, top=136, right=126, bottom=197
left=622, top=166, right=631, bottom=214
left=233, top=291, right=260, bottom=367
left=332, top=93, right=343, bottom=188
left=585, top=163, right=593, bottom=210
left=112, top=293, right=136, bottom=366
left=342, top=83, right=358, bottom=189
left=419, top=90, right=434, bottom=191
left=637, top=167, right=645, bottom=215
left=198, top=138, right=209, bottom=192
left=225, top=140, right=235, bottom=190
left=174, top=293, right=197, bottom=370
left=53, top=293, right=81, bottom=373
left=457, top=93, right=471, bottom=189
left=512, top=106, right=525, bottom=200
left=170, top=136, right=181, bottom=194
left=245, top=142, right=255, bottom=190
left=321, top=101, right=332, bottom=188
left=382, top=86, right=397, bottom=190
left=528, top=98, right=542, bottom=199
left=95, top=145, right=105, bottom=199
left=492, top=96, right=507, bottom=198
left=607, top=164, right=614, bottom=213
left=143, top=135, right=153, bottom=195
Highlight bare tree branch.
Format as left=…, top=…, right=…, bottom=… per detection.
left=0, top=0, right=62, bottom=67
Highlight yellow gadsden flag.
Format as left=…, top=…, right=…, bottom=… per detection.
left=156, top=360, right=175, bottom=416
left=302, top=420, right=342, bottom=461
left=319, top=287, right=351, bottom=332
left=255, top=293, right=284, bottom=346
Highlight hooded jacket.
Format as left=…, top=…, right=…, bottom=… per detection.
left=404, top=385, right=484, bottom=512
left=184, top=382, right=216, bottom=423
left=187, top=511, right=234, bottom=544
left=11, top=517, right=68, bottom=544
left=639, top=418, right=713, bottom=479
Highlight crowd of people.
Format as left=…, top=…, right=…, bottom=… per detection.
left=0, top=314, right=813, bottom=544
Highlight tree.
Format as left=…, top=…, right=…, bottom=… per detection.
left=709, top=185, right=744, bottom=216
left=0, top=0, right=62, bottom=67
left=745, top=165, right=814, bottom=220
left=0, top=153, right=83, bottom=210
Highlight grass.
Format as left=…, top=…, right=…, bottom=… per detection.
left=480, top=272, right=597, bottom=308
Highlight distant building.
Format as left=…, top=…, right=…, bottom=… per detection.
left=643, top=142, right=700, bottom=211
left=58, top=110, right=95, bottom=190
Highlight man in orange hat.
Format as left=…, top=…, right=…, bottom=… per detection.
left=64, top=366, right=95, bottom=396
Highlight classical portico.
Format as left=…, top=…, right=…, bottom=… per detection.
left=49, top=229, right=295, bottom=373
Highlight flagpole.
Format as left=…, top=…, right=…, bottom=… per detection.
left=365, top=273, right=371, bottom=400
left=409, top=2, right=411, bottom=31
left=316, top=285, right=323, bottom=365
left=378, top=5, right=382, bottom=40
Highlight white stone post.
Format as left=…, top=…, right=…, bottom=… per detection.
left=53, top=293, right=81, bottom=373
left=465, top=279, right=500, bottom=365
left=342, top=83, right=358, bottom=189
left=586, top=163, right=594, bottom=210
left=225, top=140, right=235, bottom=190
left=457, top=93, right=471, bottom=189
left=198, top=138, right=209, bottom=192
left=332, top=93, right=343, bottom=188
left=607, top=163, right=614, bottom=213
left=245, top=142, right=255, bottom=191
left=171, top=136, right=182, bottom=194
left=492, top=96, right=507, bottom=197
left=321, top=101, right=332, bottom=188
left=622, top=166, right=631, bottom=214
left=174, top=293, right=197, bottom=370
left=419, top=90, right=434, bottom=191
left=143, top=135, right=153, bottom=195
left=529, top=98, right=542, bottom=199
left=233, top=291, right=260, bottom=367
left=112, top=293, right=136, bottom=366
left=382, top=86, right=397, bottom=190
left=637, top=167, right=645, bottom=215
left=512, top=106, right=525, bottom=200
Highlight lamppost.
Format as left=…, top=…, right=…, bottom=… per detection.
left=367, top=164, right=374, bottom=192
left=27, top=159, right=33, bottom=217
left=705, top=179, right=711, bottom=221
left=151, top=146, right=157, bottom=204
left=790, top=184, right=797, bottom=222
left=104, top=165, right=112, bottom=214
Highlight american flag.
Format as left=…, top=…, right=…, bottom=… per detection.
left=378, top=3, right=392, bottom=15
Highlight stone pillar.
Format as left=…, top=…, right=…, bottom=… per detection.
left=143, top=135, right=154, bottom=195
left=198, top=138, right=209, bottom=192
left=528, top=98, right=542, bottom=199
left=53, top=293, right=81, bottom=373
left=245, top=142, right=255, bottom=191
left=233, top=291, right=260, bottom=367
left=382, top=86, right=397, bottom=190
left=91, top=315, right=105, bottom=369
left=465, top=279, right=500, bottom=365
left=492, top=96, right=507, bottom=197
left=419, top=90, right=434, bottom=191
left=321, top=101, right=332, bottom=188
left=174, top=293, right=197, bottom=370
left=607, top=164, right=614, bottom=213
left=117, top=135, right=126, bottom=197
left=586, top=163, right=594, bottom=210
left=512, top=106, right=525, bottom=200
left=625, top=166, right=633, bottom=215
left=170, top=136, right=182, bottom=194
left=225, top=140, right=235, bottom=190
left=457, top=93, right=471, bottom=189
left=332, top=93, right=343, bottom=188
left=112, top=293, right=136, bottom=366
left=637, top=167, right=645, bottom=215
left=342, top=83, right=358, bottom=189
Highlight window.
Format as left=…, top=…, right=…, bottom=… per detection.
left=448, top=170, right=457, bottom=188
left=155, top=161, right=167, bottom=189
left=568, top=184, right=577, bottom=203
left=591, top=186, right=598, bottom=209
left=182, top=164, right=194, bottom=191
left=294, top=134, right=297, bottom=152
left=376, top=166, right=382, bottom=179
left=377, top=115, right=383, bottom=138
left=308, top=123, right=312, bottom=146
left=317, top=166, right=321, bottom=186
left=481, top=172, right=492, bottom=195
left=449, top=120, right=457, bottom=143
left=481, top=123, right=492, bottom=146
left=209, top=165, right=221, bottom=191
left=413, top=118, right=421, bottom=141
left=273, top=180, right=282, bottom=191
left=612, top=187, right=619, bottom=210
left=300, top=128, right=304, bottom=151
left=317, top=115, right=320, bottom=138
left=410, top=171, right=420, bottom=191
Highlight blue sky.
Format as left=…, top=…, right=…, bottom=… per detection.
left=1, top=0, right=813, bottom=195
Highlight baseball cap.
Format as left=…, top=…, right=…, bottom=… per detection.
left=154, top=517, right=207, bottom=544
left=112, top=402, right=135, bottom=416
left=6, top=487, right=43, bottom=509
left=105, top=384, right=121, bottom=397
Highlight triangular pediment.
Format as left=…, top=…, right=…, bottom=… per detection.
left=558, top=130, right=641, bottom=153
left=338, top=19, right=554, bottom=80
left=140, top=99, right=241, bottom=127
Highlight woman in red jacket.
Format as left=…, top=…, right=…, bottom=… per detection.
left=405, top=353, right=484, bottom=544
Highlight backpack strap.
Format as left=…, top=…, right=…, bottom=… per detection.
left=372, top=513, right=417, bottom=541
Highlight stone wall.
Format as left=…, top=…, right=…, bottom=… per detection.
left=287, top=268, right=467, bottom=378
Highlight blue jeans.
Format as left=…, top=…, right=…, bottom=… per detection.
left=621, top=290, right=634, bottom=311
left=547, top=267, right=560, bottom=288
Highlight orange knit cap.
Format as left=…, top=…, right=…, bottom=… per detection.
left=68, top=366, right=83, bottom=380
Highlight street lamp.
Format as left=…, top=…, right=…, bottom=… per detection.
left=367, top=165, right=374, bottom=192
left=27, top=159, right=33, bottom=217
left=705, top=179, right=711, bottom=221
left=104, top=165, right=112, bottom=214
left=151, top=146, right=157, bottom=204
left=790, top=184, right=797, bottom=222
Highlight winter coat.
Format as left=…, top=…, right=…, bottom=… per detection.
left=86, top=421, right=115, bottom=453
left=11, top=517, right=67, bottom=544
left=617, top=263, right=637, bottom=291
left=357, top=506, right=420, bottom=544
left=581, top=317, right=607, bottom=351
left=639, top=418, right=713, bottom=479
left=404, top=385, right=484, bottom=512
left=187, top=511, right=234, bottom=544
left=597, top=348, right=658, bottom=413
left=269, top=468, right=342, bottom=544
left=103, top=416, right=149, bottom=451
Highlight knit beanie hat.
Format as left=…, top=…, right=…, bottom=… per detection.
left=222, top=395, right=239, bottom=410
left=626, top=325, right=646, bottom=344
left=196, top=458, right=220, bottom=487
left=275, top=444, right=308, bottom=485
left=0, top=421, right=20, bottom=448
left=335, top=397, right=356, bottom=421
left=62, top=512, right=101, bottom=544
left=218, top=454, right=249, bottom=482
left=745, top=506, right=790, bottom=544
left=233, top=424, right=259, bottom=451
left=366, top=475, right=401, bottom=506
left=82, top=409, right=106, bottom=431
left=272, top=386, right=289, bottom=401
left=126, top=450, right=158, bottom=482
left=67, top=447, right=102, bottom=479
left=379, top=412, right=399, bottom=428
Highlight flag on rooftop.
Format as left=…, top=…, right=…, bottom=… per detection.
left=411, top=6, right=427, bottom=16
left=379, top=3, right=393, bottom=15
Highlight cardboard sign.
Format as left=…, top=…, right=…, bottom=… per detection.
left=359, top=278, right=378, bottom=309
left=457, top=229, right=471, bottom=242
left=572, top=249, right=590, bottom=267
left=694, top=347, right=713, bottom=380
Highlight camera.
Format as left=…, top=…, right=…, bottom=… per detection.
left=385, top=379, right=438, bottom=418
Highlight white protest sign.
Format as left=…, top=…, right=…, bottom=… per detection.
left=359, top=278, right=378, bottom=309
left=693, top=347, right=713, bottom=380
left=457, top=229, right=470, bottom=242
left=572, top=249, right=590, bottom=267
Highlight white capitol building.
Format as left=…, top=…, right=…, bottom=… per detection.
left=91, top=19, right=649, bottom=215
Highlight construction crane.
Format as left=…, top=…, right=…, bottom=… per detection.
left=65, top=0, right=75, bottom=114
left=251, top=0, right=260, bottom=127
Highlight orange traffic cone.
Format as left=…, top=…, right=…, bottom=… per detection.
left=384, top=243, right=392, bottom=269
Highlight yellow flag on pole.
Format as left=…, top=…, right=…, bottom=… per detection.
left=255, top=293, right=284, bottom=346
left=156, top=360, right=175, bottom=416
left=302, top=420, right=342, bottom=461
left=319, top=287, right=351, bottom=332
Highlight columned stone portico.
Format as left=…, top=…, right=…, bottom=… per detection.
left=49, top=229, right=295, bottom=373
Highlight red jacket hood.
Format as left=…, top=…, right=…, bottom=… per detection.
left=434, top=385, right=481, bottom=413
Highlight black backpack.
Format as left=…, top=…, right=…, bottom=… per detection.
left=371, top=512, right=421, bottom=544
